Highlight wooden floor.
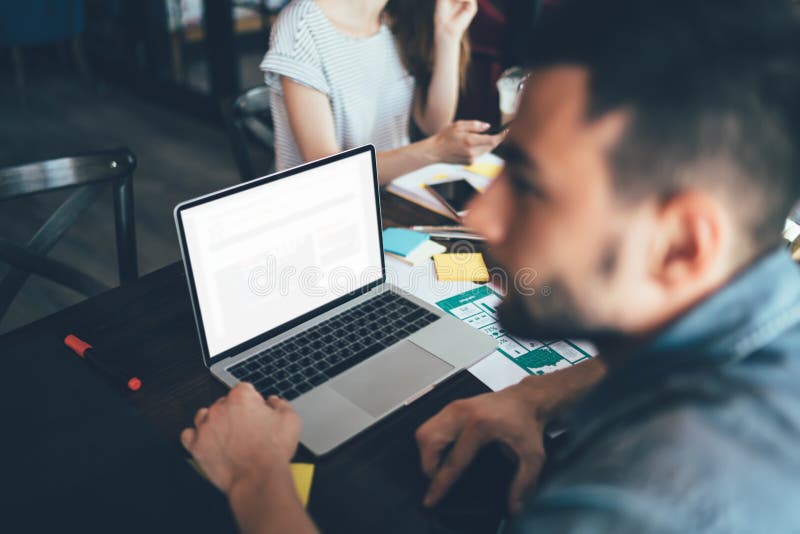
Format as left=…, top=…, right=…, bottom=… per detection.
left=0, top=73, right=247, bottom=333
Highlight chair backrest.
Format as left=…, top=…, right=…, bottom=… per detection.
left=229, top=85, right=276, bottom=182
left=0, top=147, right=138, bottom=323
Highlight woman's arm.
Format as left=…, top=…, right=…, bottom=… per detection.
left=377, top=120, right=503, bottom=181
left=413, top=33, right=462, bottom=135
left=281, top=78, right=340, bottom=162
left=282, top=74, right=502, bottom=183
left=414, top=0, right=478, bottom=135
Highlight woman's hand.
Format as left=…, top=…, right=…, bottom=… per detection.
left=180, top=383, right=301, bottom=496
left=426, top=120, right=505, bottom=165
left=434, top=0, right=478, bottom=40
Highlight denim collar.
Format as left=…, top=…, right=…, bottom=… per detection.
left=560, top=248, right=800, bottom=456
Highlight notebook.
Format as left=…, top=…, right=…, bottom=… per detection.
left=385, top=154, right=504, bottom=220
left=382, top=228, right=430, bottom=257
left=399, top=240, right=447, bottom=266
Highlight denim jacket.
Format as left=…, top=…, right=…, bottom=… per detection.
left=505, top=249, right=800, bottom=533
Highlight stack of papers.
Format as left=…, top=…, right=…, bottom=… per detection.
left=786, top=218, right=800, bottom=245
left=382, top=228, right=446, bottom=266
left=385, top=153, right=504, bottom=220
left=787, top=203, right=800, bottom=261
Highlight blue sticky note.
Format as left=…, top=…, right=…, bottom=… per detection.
left=382, top=228, right=429, bottom=257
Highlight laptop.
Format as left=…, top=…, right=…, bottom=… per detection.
left=174, top=145, right=497, bottom=455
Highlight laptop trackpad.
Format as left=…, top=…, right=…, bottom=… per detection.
left=329, top=341, right=453, bottom=417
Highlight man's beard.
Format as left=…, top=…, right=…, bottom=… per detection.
left=496, top=273, right=626, bottom=348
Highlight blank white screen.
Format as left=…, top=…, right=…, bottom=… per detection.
left=181, top=151, right=383, bottom=357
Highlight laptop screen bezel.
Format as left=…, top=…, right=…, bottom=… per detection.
left=174, top=145, right=385, bottom=367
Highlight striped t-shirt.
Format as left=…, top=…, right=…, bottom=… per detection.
left=260, top=0, right=414, bottom=171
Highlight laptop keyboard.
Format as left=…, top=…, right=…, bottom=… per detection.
left=226, top=291, right=440, bottom=400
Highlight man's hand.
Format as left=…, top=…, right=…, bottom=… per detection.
left=180, top=383, right=301, bottom=495
left=416, top=359, right=607, bottom=514
left=416, top=383, right=547, bottom=514
left=182, top=384, right=317, bottom=534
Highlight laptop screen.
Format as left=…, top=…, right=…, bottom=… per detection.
left=178, top=147, right=383, bottom=360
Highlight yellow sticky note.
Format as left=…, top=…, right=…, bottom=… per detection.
left=188, top=459, right=314, bottom=508
left=290, top=463, right=315, bottom=507
left=419, top=173, right=451, bottom=189
left=433, top=253, right=489, bottom=282
left=464, top=162, right=503, bottom=179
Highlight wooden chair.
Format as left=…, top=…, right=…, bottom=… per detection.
left=229, top=86, right=276, bottom=182
left=0, top=148, right=138, bottom=322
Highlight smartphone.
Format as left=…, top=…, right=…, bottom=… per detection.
left=486, top=119, right=514, bottom=136
left=425, top=179, right=480, bottom=219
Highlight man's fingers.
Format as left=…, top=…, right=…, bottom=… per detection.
left=507, top=456, right=544, bottom=515
left=235, top=381, right=257, bottom=394
left=229, top=381, right=257, bottom=402
left=180, top=427, right=196, bottom=452
left=417, top=432, right=449, bottom=477
left=422, top=426, right=485, bottom=508
left=416, top=408, right=462, bottom=477
left=194, top=407, right=209, bottom=427
left=266, top=394, right=292, bottom=411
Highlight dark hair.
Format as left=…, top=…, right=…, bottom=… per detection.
left=384, top=0, right=470, bottom=109
left=528, top=0, right=800, bottom=252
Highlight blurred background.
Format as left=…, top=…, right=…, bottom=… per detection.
left=0, top=0, right=545, bottom=334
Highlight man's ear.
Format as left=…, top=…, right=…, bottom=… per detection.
left=591, top=108, right=631, bottom=152
left=648, top=190, right=724, bottom=289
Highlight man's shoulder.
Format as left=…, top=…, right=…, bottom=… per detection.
left=605, top=332, right=800, bottom=476
left=589, top=381, right=800, bottom=478
left=579, top=353, right=800, bottom=491
left=527, top=362, right=800, bottom=533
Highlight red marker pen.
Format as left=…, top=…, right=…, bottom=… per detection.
left=64, top=334, right=142, bottom=392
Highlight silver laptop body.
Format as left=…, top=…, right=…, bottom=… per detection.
left=174, top=145, right=496, bottom=455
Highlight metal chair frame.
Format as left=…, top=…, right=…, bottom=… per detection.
left=0, top=147, right=138, bottom=321
left=229, top=85, right=276, bottom=182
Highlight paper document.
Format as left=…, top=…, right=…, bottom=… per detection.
left=436, top=286, right=597, bottom=391
left=464, top=161, right=504, bottom=179
left=395, top=240, right=447, bottom=266
left=385, top=254, right=478, bottom=305
left=385, top=256, right=596, bottom=391
left=385, top=153, right=504, bottom=219
left=785, top=218, right=800, bottom=245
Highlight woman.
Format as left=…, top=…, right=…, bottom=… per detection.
left=260, top=0, right=504, bottom=181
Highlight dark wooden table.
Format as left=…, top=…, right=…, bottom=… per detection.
left=2, top=192, right=513, bottom=534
